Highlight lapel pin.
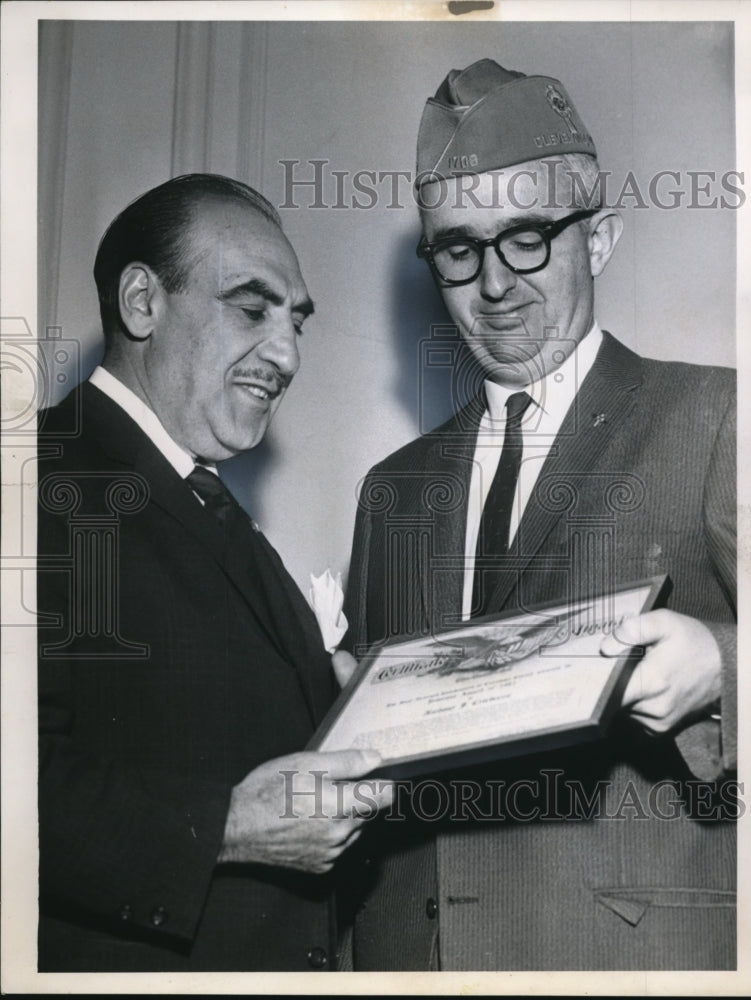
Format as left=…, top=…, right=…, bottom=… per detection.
left=592, top=413, right=607, bottom=427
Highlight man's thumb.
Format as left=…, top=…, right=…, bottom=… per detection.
left=600, top=613, right=655, bottom=657
left=332, top=649, right=359, bottom=689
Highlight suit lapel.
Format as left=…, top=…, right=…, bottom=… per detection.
left=80, top=384, right=329, bottom=723
left=487, top=332, right=644, bottom=611
left=242, top=527, right=335, bottom=724
left=422, top=399, right=483, bottom=632
left=83, top=385, right=269, bottom=613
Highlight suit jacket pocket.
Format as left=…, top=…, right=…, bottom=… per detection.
left=595, top=886, right=736, bottom=927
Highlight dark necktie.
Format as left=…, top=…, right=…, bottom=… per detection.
left=186, top=464, right=240, bottom=527
left=471, top=390, right=532, bottom=617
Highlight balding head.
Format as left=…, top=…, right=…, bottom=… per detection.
left=93, top=173, right=283, bottom=342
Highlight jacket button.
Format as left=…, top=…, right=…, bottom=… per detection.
left=150, top=906, right=168, bottom=927
left=307, top=946, right=328, bottom=969
left=425, top=897, right=438, bottom=919
left=118, top=904, right=131, bottom=921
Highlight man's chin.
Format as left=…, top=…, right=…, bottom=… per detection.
left=231, top=428, right=267, bottom=455
left=198, top=423, right=269, bottom=463
left=475, top=346, right=546, bottom=386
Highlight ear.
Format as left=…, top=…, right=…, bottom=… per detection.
left=118, top=263, right=161, bottom=340
left=587, top=210, right=624, bottom=278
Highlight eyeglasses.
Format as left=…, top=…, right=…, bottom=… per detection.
left=416, top=209, right=598, bottom=286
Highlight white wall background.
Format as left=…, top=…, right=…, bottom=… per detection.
left=38, top=19, right=737, bottom=593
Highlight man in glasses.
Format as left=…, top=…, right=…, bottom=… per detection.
left=342, top=60, right=736, bottom=970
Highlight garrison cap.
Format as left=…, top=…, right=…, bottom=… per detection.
left=416, top=58, right=596, bottom=190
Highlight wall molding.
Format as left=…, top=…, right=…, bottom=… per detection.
left=236, top=22, right=269, bottom=190
left=170, top=22, right=215, bottom=176
left=38, top=20, right=74, bottom=336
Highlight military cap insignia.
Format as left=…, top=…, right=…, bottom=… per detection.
left=546, top=84, right=581, bottom=139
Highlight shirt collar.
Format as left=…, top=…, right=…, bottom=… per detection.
left=483, top=322, right=603, bottom=426
left=88, top=366, right=202, bottom=479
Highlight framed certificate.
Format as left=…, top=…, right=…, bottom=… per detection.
left=309, top=575, right=671, bottom=777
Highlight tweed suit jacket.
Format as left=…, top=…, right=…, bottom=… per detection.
left=37, top=383, right=338, bottom=972
left=344, top=332, right=737, bottom=971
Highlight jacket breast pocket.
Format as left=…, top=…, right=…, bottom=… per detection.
left=594, top=886, right=736, bottom=970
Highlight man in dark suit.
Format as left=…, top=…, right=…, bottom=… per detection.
left=343, top=60, right=736, bottom=970
left=37, top=173, right=390, bottom=971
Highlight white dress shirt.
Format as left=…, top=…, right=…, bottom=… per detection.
left=88, top=366, right=210, bottom=478
left=461, top=324, right=603, bottom=618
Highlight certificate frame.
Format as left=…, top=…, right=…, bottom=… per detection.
left=310, top=575, right=671, bottom=777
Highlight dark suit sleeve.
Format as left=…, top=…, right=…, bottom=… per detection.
left=342, top=468, right=384, bottom=657
left=39, top=705, right=231, bottom=942
left=342, top=478, right=371, bottom=655
left=38, top=521, right=231, bottom=944
left=675, top=385, right=737, bottom=778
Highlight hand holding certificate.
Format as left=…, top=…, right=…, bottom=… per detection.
left=310, top=577, right=671, bottom=777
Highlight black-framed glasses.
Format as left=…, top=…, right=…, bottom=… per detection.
left=416, top=209, right=598, bottom=286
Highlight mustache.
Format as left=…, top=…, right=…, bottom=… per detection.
left=231, top=366, right=293, bottom=398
